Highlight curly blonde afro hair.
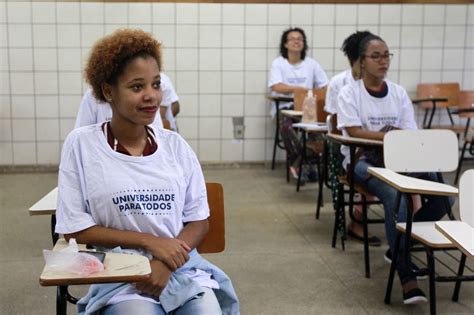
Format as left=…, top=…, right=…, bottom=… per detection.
left=84, top=28, right=162, bottom=103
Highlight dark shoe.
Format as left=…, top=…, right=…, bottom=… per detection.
left=403, top=288, right=427, bottom=305
left=384, top=249, right=428, bottom=280
left=347, top=227, right=381, bottom=247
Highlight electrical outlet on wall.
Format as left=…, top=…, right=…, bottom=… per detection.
left=232, top=116, right=245, bottom=140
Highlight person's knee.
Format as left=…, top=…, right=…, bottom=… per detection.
left=175, top=288, right=222, bottom=315
left=102, top=300, right=164, bottom=315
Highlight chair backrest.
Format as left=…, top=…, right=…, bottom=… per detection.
left=459, top=169, right=474, bottom=227
left=326, top=114, right=341, bottom=135
left=458, top=90, right=474, bottom=119
left=416, top=83, right=460, bottom=108
left=197, top=182, right=225, bottom=254
left=383, top=129, right=458, bottom=173
left=294, top=87, right=328, bottom=123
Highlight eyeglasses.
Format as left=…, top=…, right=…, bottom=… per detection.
left=364, top=53, right=394, bottom=62
left=287, top=37, right=304, bottom=42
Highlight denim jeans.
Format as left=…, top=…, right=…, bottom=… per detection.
left=353, top=159, right=453, bottom=285
left=102, top=287, right=222, bottom=315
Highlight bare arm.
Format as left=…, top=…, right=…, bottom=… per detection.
left=171, top=101, right=180, bottom=117
left=64, top=226, right=190, bottom=270
left=159, top=106, right=167, bottom=119
left=271, top=83, right=307, bottom=95
left=346, top=126, right=386, bottom=141
left=177, top=219, right=209, bottom=250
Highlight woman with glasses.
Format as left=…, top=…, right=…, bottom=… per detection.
left=268, top=27, right=329, bottom=115
left=336, top=34, right=452, bottom=305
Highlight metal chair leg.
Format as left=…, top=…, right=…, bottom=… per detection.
left=57, top=286, right=68, bottom=315
left=454, top=140, right=468, bottom=185
left=385, top=232, right=401, bottom=304
left=362, top=194, right=370, bottom=278
left=452, top=253, right=467, bottom=302
left=426, top=248, right=436, bottom=315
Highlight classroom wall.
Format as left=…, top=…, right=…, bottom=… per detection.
left=0, top=2, right=472, bottom=166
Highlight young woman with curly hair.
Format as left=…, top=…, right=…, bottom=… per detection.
left=55, top=28, right=239, bottom=315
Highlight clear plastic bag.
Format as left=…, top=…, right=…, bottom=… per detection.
left=43, top=238, right=105, bottom=276
left=302, top=90, right=317, bottom=123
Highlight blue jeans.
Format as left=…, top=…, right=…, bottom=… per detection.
left=353, top=159, right=453, bottom=285
left=102, top=287, right=222, bottom=315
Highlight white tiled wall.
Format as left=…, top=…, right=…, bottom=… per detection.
left=0, top=2, right=473, bottom=166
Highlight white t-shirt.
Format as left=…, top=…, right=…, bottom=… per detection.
left=268, top=56, right=329, bottom=114
left=325, top=69, right=355, bottom=114
left=160, top=73, right=179, bottom=132
left=337, top=79, right=418, bottom=168
left=55, top=124, right=216, bottom=304
left=74, top=73, right=179, bottom=130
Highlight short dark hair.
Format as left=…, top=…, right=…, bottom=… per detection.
left=279, top=27, right=308, bottom=60
left=358, top=34, right=384, bottom=60
left=84, top=28, right=162, bottom=103
left=341, top=30, right=374, bottom=66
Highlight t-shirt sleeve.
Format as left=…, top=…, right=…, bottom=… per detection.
left=337, top=85, right=362, bottom=129
left=313, top=61, right=329, bottom=88
left=398, top=87, right=418, bottom=130
left=74, top=90, right=98, bottom=128
left=178, top=142, right=210, bottom=223
left=55, top=133, right=97, bottom=234
left=160, top=73, right=179, bottom=106
left=268, top=58, right=283, bottom=88
left=324, top=78, right=339, bottom=114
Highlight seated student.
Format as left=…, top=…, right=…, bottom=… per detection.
left=55, top=28, right=239, bottom=315
left=325, top=30, right=382, bottom=246
left=336, top=34, right=452, bottom=304
left=76, top=72, right=179, bottom=132
left=159, top=73, right=180, bottom=132
left=268, top=27, right=329, bottom=116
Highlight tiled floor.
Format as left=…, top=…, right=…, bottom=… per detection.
left=1, top=163, right=473, bottom=314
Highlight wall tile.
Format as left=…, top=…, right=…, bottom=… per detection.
left=9, top=48, right=33, bottom=71
left=59, top=95, right=81, bottom=118
left=465, top=49, right=473, bottom=70
left=462, top=72, right=473, bottom=90
left=0, top=96, right=11, bottom=119
left=290, top=5, right=313, bottom=26
left=199, top=4, right=221, bottom=25
left=313, top=48, right=333, bottom=72
left=222, top=26, right=244, bottom=48
left=35, top=72, right=58, bottom=95
left=176, top=25, right=198, bottom=47
left=178, top=117, right=198, bottom=139
left=423, top=26, right=444, bottom=48
left=13, top=142, right=36, bottom=165
left=334, top=26, right=356, bottom=54
left=220, top=117, right=233, bottom=139
left=7, top=2, right=31, bottom=23
left=32, top=2, right=56, bottom=24
left=268, top=5, right=290, bottom=25
left=222, top=72, right=244, bottom=94
left=313, top=4, right=335, bottom=25
left=358, top=5, right=379, bottom=25
left=59, top=72, right=82, bottom=94
left=313, top=26, right=335, bottom=48
left=0, top=142, right=13, bottom=165
left=424, top=5, right=445, bottom=25
left=245, top=49, right=267, bottom=71
left=58, top=48, right=82, bottom=71
left=199, top=117, right=220, bottom=139
left=60, top=118, right=75, bottom=140
left=176, top=71, right=198, bottom=94
left=420, top=70, right=442, bottom=84
left=335, top=5, right=357, bottom=25
left=199, top=94, right=221, bottom=116
left=267, top=26, right=284, bottom=49
left=177, top=3, right=198, bottom=24
left=380, top=5, right=401, bottom=25
left=199, top=139, right=220, bottom=161
left=34, top=48, right=57, bottom=71
left=0, top=2, right=6, bottom=23
left=245, top=4, right=267, bottom=25
left=129, top=3, right=152, bottom=24
left=443, top=49, right=464, bottom=70
left=0, top=25, right=6, bottom=48
left=0, top=119, right=11, bottom=141
left=199, top=71, right=221, bottom=94
left=199, top=49, right=221, bottom=71
left=33, top=24, right=57, bottom=48
left=177, top=94, right=198, bottom=117
left=380, top=26, right=401, bottom=48
left=36, top=119, right=59, bottom=141
left=162, top=48, right=175, bottom=71
left=444, top=26, right=466, bottom=48
left=401, top=5, right=423, bottom=25
left=400, top=48, right=421, bottom=70
left=153, top=3, right=175, bottom=24
left=10, top=72, right=34, bottom=95
left=442, top=70, right=463, bottom=84
left=245, top=117, right=266, bottom=139
left=11, top=96, right=34, bottom=118
left=105, top=3, right=128, bottom=24
left=446, top=5, right=467, bottom=25
left=468, top=5, right=474, bottom=25
left=57, top=24, right=80, bottom=48
left=57, top=3, right=80, bottom=24
left=36, top=96, right=59, bottom=118
left=401, top=26, right=422, bottom=47
left=12, top=119, right=36, bottom=141
left=245, top=26, right=267, bottom=48
left=245, top=71, right=267, bottom=94
left=245, top=94, right=267, bottom=116
left=221, top=140, right=243, bottom=161
left=399, top=71, right=420, bottom=94
left=81, top=2, right=104, bottom=24
left=222, top=95, right=244, bottom=116
left=37, top=142, right=60, bottom=165
left=244, top=139, right=265, bottom=161
left=176, top=48, right=198, bottom=71
left=8, top=25, right=32, bottom=48
left=199, top=25, right=222, bottom=48
left=153, top=24, right=175, bottom=47
left=81, top=24, right=105, bottom=48
left=222, top=4, right=244, bottom=25
left=0, top=49, right=7, bottom=71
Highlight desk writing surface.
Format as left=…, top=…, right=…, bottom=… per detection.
left=326, top=133, right=383, bottom=146
left=411, top=97, right=449, bottom=104
left=292, top=122, right=327, bottom=132
left=266, top=95, right=293, bottom=102
left=281, top=109, right=302, bottom=117
left=367, top=167, right=458, bottom=196
left=435, top=221, right=474, bottom=259
left=40, top=239, right=151, bottom=286
left=29, top=187, right=58, bottom=216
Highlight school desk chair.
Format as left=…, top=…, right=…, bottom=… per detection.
left=453, top=91, right=474, bottom=184
left=413, top=83, right=459, bottom=129
left=367, top=130, right=472, bottom=315
left=325, top=115, right=384, bottom=278
left=35, top=182, right=226, bottom=315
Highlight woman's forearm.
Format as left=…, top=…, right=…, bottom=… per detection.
left=271, top=83, right=307, bottom=95
left=177, top=219, right=209, bottom=250
left=346, top=126, right=385, bottom=141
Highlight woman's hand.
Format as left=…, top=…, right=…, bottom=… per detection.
left=144, top=236, right=191, bottom=270
left=135, top=259, right=172, bottom=297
